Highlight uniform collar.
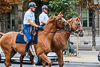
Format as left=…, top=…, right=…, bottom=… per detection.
left=28, top=9, right=34, bottom=13
left=42, top=12, right=47, bottom=14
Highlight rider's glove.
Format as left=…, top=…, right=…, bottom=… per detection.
left=37, top=25, right=43, bottom=30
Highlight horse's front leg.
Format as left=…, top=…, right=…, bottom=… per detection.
left=39, top=53, right=52, bottom=67
left=42, top=60, right=46, bottom=67
left=56, top=50, right=64, bottom=67
left=42, top=53, right=47, bottom=67
left=20, top=55, right=25, bottom=67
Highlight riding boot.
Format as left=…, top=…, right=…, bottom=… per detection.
left=26, top=41, right=31, bottom=52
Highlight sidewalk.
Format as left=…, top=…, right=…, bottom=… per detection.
left=63, top=51, right=100, bottom=64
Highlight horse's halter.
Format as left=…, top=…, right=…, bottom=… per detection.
left=74, top=18, right=83, bottom=33
left=64, top=18, right=83, bottom=34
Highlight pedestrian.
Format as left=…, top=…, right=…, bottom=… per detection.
left=39, top=5, right=49, bottom=27
left=23, top=2, right=43, bottom=53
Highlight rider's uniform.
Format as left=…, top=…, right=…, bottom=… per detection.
left=23, top=9, right=35, bottom=43
left=39, top=12, right=49, bottom=27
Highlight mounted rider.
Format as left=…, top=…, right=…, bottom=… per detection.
left=39, top=5, right=49, bottom=27
left=23, top=2, right=43, bottom=52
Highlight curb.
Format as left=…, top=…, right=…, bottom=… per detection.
left=64, top=61, right=100, bottom=64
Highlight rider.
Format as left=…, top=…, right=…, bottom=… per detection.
left=39, top=5, right=49, bottom=27
left=23, top=2, right=43, bottom=52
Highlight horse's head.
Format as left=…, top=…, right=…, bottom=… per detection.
left=47, top=12, right=67, bottom=29
left=64, top=16, right=84, bottom=37
left=55, top=12, right=67, bottom=29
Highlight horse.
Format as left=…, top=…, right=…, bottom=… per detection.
left=20, top=16, right=84, bottom=67
left=0, top=12, right=67, bottom=67
left=50, top=16, right=84, bottom=67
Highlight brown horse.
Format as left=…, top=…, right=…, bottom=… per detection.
left=0, top=13, right=67, bottom=67
left=50, top=16, right=84, bottom=67
left=20, top=16, right=83, bottom=67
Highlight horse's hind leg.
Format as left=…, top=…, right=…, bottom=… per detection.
left=5, top=49, right=16, bottom=67
left=39, top=53, right=52, bottom=67
left=4, top=53, right=12, bottom=67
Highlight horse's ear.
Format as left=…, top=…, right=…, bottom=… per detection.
left=69, top=18, right=73, bottom=23
left=47, top=17, right=51, bottom=22
left=78, top=15, right=80, bottom=18
left=67, top=18, right=73, bottom=22
left=76, top=17, right=78, bottom=20
left=58, top=12, right=63, bottom=17
left=49, top=17, right=51, bottom=20
left=58, top=12, right=61, bottom=15
left=53, top=15, right=56, bottom=20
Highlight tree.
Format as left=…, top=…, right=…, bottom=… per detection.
left=0, top=0, right=20, bottom=33
left=77, top=0, right=99, bottom=51
left=48, top=0, right=79, bottom=19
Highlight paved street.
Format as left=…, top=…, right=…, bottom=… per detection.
left=0, top=62, right=100, bottom=67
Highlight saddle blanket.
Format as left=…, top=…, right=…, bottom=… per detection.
left=16, top=30, right=38, bottom=44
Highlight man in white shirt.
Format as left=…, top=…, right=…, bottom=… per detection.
left=39, top=5, right=49, bottom=27
left=23, top=2, right=43, bottom=52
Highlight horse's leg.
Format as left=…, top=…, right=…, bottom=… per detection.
left=5, top=53, right=11, bottom=67
left=3, top=48, right=16, bottom=67
left=42, top=60, right=46, bottom=67
left=9, top=50, right=16, bottom=67
left=39, top=53, right=52, bottom=67
left=42, top=53, right=47, bottom=67
left=30, top=55, right=36, bottom=67
left=56, top=50, right=64, bottom=67
left=28, top=49, right=36, bottom=67
left=20, top=55, right=25, bottom=67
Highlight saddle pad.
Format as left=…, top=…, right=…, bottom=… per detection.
left=16, top=30, right=38, bottom=44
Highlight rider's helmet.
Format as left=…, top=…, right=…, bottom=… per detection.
left=41, top=5, right=48, bottom=10
left=29, top=2, right=37, bottom=8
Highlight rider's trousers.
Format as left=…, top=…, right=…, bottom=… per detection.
left=23, top=24, right=32, bottom=43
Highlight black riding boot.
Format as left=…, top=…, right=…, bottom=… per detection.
left=26, top=41, right=31, bottom=52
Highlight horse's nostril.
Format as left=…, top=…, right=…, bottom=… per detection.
left=79, top=33, right=84, bottom=37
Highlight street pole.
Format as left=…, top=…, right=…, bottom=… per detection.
left=92, top=10, right=96, bottom=51
left=77, top=36, right=79, bottom=57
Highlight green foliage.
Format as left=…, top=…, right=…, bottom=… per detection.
left=48, top=0, right=79, bottom=19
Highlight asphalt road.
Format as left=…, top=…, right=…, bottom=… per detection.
left=0, top=62, right=100, bottom=67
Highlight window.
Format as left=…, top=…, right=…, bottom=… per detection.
left=82, top=9, right=92, bottom=27
left=7, top=6, right=15, bottom=29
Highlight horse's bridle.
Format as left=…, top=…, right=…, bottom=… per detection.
left=63, top=18, right=83, bottom=35
left=43, top=17, right=66, bottom=33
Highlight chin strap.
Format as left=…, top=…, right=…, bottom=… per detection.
left=30, top=8, right=33, bottom=12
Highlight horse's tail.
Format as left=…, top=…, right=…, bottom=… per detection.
left=0, top=32, right=4, bottom=36
left=0, top=32, right=4, bottom=46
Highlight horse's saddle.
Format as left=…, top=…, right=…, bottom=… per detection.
left=16, top=30, right=38, bottom=44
